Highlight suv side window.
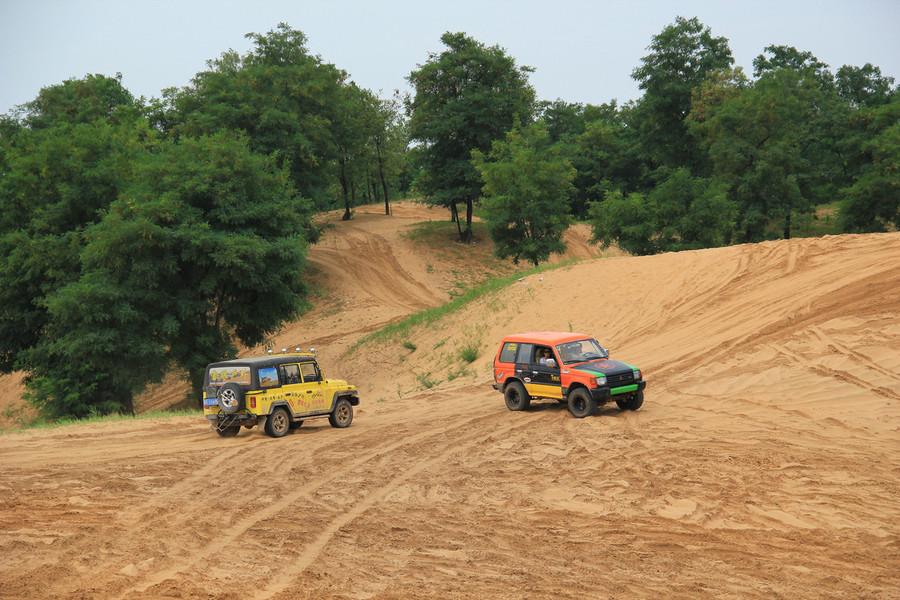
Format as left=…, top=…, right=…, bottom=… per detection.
left=499, top=342, right=518, bottom=363
left=280, top=364, right=300, bottom=384
left=514, top=343, right=534, bottom=365
left=300, top=362, right=321, bottom=383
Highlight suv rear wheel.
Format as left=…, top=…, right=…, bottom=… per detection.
left=265, top=407, right=291, bottom=438
left=567, top=388, right=596, bottom=418
left=504, top=381, right=531, bottom=411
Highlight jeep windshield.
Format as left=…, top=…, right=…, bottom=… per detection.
left=556, top=339, right=609, bottom=364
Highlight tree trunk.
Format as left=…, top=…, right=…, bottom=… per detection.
left=340, top=155, right=351, bottom=221
left=451, top=202, right=463, bottom=240
left=464, top=198, right=474, bottom=242
left=377, top=149, right=390, bottom=215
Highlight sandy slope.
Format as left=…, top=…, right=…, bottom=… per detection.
left=0, top=223, right=898, bottom=598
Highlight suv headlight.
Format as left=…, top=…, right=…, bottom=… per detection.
left=633, top=369, right=641, bottom=380
left=593, top=376, right=606, bottom=387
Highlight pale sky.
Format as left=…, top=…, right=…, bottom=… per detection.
left=2, top=0, right=899, bottom=113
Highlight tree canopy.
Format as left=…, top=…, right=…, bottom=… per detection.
left=408, top=31, right=536, bottom=241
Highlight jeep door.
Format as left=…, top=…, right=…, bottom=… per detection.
left=296, top=361, right=329, bottom=413
left=275, top=363, right=307, bottom=415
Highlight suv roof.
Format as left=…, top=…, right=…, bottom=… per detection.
left=502, top=331, right=592, bottom=345
left=208, top=352, right=318, bottom=369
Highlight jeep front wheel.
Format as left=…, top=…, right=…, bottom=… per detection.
left=265, top=407, right=291, bottom=438
left=504, top=381, right=531, bottom=411
left=616, top=390, right=644, bottom=411
left=567, top=388, right=596, bottom=418
left=329, top=398, right=353, bottom=428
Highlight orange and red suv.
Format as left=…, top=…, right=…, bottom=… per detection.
left=492, top=332, right=646, bottom=418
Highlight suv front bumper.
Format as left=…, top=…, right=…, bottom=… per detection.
left=593, top=380, right=646, bottom=402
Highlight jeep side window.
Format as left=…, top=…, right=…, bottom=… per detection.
left=514, top=343, right=534, bottom=365
left=258, top=366, right=280, bottom=389
left=280, top=364, right=300, bottom=385
left=499, top=342, right=518, bottom=363
left=299, top=362, right=320, bottom=383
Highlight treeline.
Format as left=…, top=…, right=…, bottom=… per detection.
left=405, top=18, right=898, bottom=264
left=2, top=18, right=897, bottom=418
left=0, top=24, right=408, bottom=418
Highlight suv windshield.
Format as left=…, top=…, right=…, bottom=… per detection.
left=556, top=339, right=609, bottom=364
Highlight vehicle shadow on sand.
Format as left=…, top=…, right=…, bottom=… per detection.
left=526, top=401, right=633, bottom=418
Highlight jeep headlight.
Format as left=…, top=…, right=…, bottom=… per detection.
left=593, top=375, right=606, bottom=387
left=633, top=369, right=641, bottom=380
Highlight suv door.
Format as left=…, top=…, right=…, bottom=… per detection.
left=527, top=345, right=563, bottom=399
left=297, top=361, right=329, bottom=413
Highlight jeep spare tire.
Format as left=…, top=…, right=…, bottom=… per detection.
left=217, top=382, right=244, bottom=414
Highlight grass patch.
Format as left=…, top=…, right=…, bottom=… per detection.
left=1, top=408, right=201, bottom=434
left=459, top=341, right=480, bottom=364
left=402, top=340, right=417, bottom=352
left=402, top=220, right=490, bottom=244
left=416, top=372, right=438, bottom=390
left=354, top=259, right=579, bottom=348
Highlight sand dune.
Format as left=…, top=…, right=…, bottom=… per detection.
left=0, top=209, right=898, bottom=598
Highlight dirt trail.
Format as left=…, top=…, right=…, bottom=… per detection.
left=1, top=222, right=899, bottom=598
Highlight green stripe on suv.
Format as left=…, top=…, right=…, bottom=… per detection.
left=610, top=383, right=639, bottom=395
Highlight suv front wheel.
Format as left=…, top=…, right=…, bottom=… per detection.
left=329, top=397, right=354, bottom=428
left=567, top=388, right=597, bottom=418
left=265, top=407, right=291, bottom=438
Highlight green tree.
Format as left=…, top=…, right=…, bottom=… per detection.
left=20, top=133, right=313, bottom=417
left=588, top=170, right=734, bottom=255
left=753, top=45, right=832, bottom=84
left=0, top=78, right=149, bottom=375
left=835, top=64, right=896, bottom=108
left=473, top=123, right=574, bottom=266
left=691, top=69, right=835, bottom=240
left=408, top=32, right=535, bottom=241
left=24, top=73, right=136, bottom=129
left=589, top=190, right=658, bottom=256
left=160, top=24, right=348, bottom=207
left=840, top=96, right=900, bottom=231
left=631, top=16, right=733, bottom=171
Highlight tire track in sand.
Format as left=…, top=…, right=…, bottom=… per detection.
left=114, top=404, right=511, bottom=599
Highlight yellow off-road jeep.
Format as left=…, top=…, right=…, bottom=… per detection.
left=202, top=351, right=359, bottom=438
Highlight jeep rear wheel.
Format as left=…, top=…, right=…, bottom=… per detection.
left=216, top=425, right=241, bottom=437
left=329, top=398, right=353, bottom=428
left=616, top=390, right=644, bottom=411
left=265, top=407, right=291, bottom=438
left=504, top=381, right=531, bottom=411
left=567, top=388, right=596, bottom=418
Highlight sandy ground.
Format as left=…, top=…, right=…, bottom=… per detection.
left=0, top=205, right=898, bottom=598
